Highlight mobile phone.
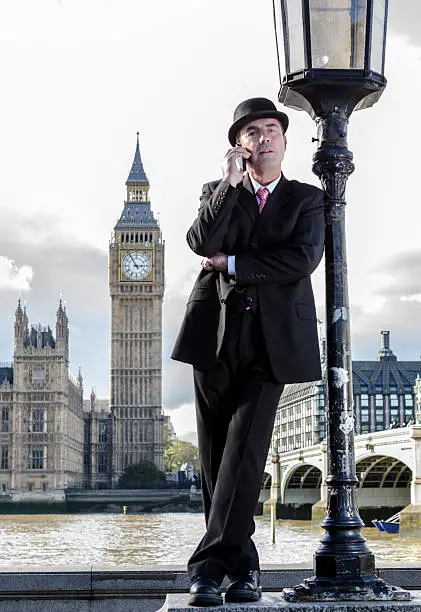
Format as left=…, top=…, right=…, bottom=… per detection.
left=235, top=147, right=247, bottom=172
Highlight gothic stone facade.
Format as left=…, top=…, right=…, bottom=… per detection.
left=109, top=136, right=165, bottom=483
left=0, top=301, right=84, bottom=499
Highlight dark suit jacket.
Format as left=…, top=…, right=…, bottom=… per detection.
left=171, top=173, right=325, bottom=384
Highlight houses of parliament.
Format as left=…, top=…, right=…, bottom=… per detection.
left=0, top=137, right=167, bottom=498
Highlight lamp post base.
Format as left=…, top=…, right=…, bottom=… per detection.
left=282, top=578, right=411, bottom=603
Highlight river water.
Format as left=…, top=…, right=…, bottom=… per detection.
left=0, top=513, right=420, bottom=568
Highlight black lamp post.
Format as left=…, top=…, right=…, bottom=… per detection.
left=273, top=0, right=410, bottom=602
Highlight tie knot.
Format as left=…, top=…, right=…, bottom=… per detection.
left=256, top=187, right=270, bottom=213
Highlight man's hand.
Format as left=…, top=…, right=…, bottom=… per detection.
left=201, top=252, right=228, bottom=272
left=222, top=147, right=250, bottom=187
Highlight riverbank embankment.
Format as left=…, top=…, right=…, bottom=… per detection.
left=0, top=565, right=420, bottom=612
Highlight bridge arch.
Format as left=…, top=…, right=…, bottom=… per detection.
left=258, top=471, right=273, bottom=505
left=262, top=472, right=272, bottom=490
left=282, top=462, right=322, bottom=505
left=355, top=441, right=414, bottom=470
left=355, top=454, right=411, bottom=510
left=356, top=455, right=412, bottom=488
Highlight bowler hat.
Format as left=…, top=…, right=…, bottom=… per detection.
left=228, top=97, right=289, bottom=146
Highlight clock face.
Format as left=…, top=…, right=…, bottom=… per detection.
left=122, top=251, right=152, bottom=281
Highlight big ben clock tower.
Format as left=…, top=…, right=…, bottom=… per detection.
left=109, top=134, right=165, bottom=483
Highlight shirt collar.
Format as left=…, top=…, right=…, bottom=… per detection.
left=249, top=173, right=282, bottom=195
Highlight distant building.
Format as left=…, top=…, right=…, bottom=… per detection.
left=353, top=331, right=420, bottom=432
left=0, top=300, right=84, bottom=499
left=163, top=414, right=176, bottom=447
left=271, top=380, right=326, bottom=454
left=83, top=391, right=112, bottom=489
left=271, top=331, right=421, bottom=454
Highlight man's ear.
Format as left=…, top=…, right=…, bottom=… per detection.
left=284, top=135, right=287, bottom=148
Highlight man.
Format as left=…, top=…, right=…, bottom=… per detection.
left=172, top=97, right=325, bottom=606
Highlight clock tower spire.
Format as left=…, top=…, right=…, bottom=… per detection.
left=126, top=131, right=150, bottom=202
left=109, top=136, right=165, bottom=484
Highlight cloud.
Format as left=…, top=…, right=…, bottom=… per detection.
left=401, top=295, right=421, bottom=303
left=350, top=251, right=421, bottom=363
left=0, top=256, right=33, bottom=291
left=178, top=430, right=199, bottom=445
left=162, top=269, right=197, bottom=413
left=166, top=403, right=197, bottom=443
left=389, top=3, right=421, bottom=47
left=374, top=249, right=421, bottom=300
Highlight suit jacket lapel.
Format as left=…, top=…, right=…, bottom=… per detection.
left=259, top=173, right=293, bottom=220
left=237, top=174, right=259, bottom=224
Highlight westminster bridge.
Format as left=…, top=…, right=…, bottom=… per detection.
left=262, top=424, right=421, bottom=534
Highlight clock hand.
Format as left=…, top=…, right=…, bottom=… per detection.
left=129, top=253, right=139, bottom=268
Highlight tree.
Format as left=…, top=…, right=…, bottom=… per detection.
left=118, top=460, right=167, bottom=489
left=164, top=439, right=200, bottom=472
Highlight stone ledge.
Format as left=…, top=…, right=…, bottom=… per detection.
left=0, top=565, right=420, bottom=595
left=0, top=566, right=418, bottom=611
left=161, top=592, right=421, bottom=612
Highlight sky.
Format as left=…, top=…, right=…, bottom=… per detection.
left=0, top=1, right=420, bottom=443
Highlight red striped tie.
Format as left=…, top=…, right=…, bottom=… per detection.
left=256, top=187, right=270, bottom=213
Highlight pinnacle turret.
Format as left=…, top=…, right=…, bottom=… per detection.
left=56, top=298, right=68, bottom=329
left=56, top=298, right=69, bottom=361
left=77, top=366, right=83, bottom=389
left=14, top=298, right=28, bottom=350
left=15, top=298, right=23, bottom=319
left=90, top=387, right=96, bottom=411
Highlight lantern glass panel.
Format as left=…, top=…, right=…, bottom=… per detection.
left=370, top=0, right=386, bottom=74
left=283, top=0, right=305, bottom=73
left=309, top=0, right=367, bottom=69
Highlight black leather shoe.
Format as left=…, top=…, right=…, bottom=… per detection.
left=225, top=570, right=262, bottom=603
left=189, top=577, right=223, bottom=606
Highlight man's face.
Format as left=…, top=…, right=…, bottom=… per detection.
left=237, top=117, right=286, bottom=169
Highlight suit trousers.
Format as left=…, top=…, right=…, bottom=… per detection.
left=188, top=303, right=284, bottom=583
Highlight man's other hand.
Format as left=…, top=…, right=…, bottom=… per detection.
left=201, top=252, right=228, bottom=272
left=222, top=147, right=250, bottom=187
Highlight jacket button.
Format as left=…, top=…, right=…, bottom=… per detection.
left=251, top=241, right=258, bottom=249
